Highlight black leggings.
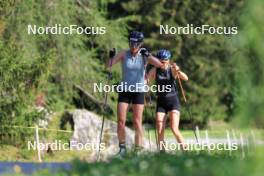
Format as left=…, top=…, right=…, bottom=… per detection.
left=118, top=92, right=145, bottom=104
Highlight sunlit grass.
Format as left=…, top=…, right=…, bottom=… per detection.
left=145, top=128, right=264, bottom=140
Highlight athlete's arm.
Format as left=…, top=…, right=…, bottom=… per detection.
left=171, top=63, right=188, bottom=81
left=147, top=55, right=164, bottom=68
left=147, top=67, right=156, bottom=82
left=105, top=50, right=125, bottom=68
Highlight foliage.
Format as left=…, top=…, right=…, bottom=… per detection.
left=231, top=0, right=264, bottom=127
left=25, top=152, right=261, bottom=176
left=0, top=0, right=127, bottom=127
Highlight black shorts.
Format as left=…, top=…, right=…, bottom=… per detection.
left=118, top=92, right=145, bottom=104
left=156, top=95, right=180, bottom=113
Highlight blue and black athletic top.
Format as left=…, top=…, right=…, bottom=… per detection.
left=155, top=66, right=178, bottom=97
left=120, top=50, right=147, bottom=92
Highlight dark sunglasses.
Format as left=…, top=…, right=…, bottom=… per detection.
left=129, top=41, right=141, bottom=48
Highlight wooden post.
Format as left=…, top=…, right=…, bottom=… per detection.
left=148, top=128, right=152, bottom=150
left=195, top=126, right=201, bottom=154
left=205, top=130, right=210, bottom=154
left=226, top=130, right=232, bottom=156
left=35, top=125, right=42, bottom=162
left=195, top=126, right=201, bottom=144
left=240, top=133, right=245, bottom=159
left=245, top=135, right=250, bottom=155
left=232, top=129, right=237, bottom=142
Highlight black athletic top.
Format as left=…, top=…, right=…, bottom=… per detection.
left=155, top=66, right=178, bottom=97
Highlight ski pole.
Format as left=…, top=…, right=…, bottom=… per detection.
left=97, top=48, right=116, bottom=161
left=144, top=96, right=152, bottom=150
left=176, top=70, right=199, bottom=143
left=145, top=76, right=158, bottom=150
left=148, top=94, right=159, bottom=150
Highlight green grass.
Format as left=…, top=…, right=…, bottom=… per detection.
left=145, top=128, right=264, bottom=140
left=24, top=150, right=264, bottom=176
left=0, top=112, right=89, bottom=162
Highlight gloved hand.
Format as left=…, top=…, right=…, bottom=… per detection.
left=140, top=48, right=151, bottom=57
left=109, top=48, right=116, bottom=58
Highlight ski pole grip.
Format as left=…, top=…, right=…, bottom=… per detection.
left=109, top=48, right=116, bottom=59
left=108, top=48, right=116, bottom=80
left=108, top=48, right=116, bottom=68
left=176, top=71, right=187, bottom=102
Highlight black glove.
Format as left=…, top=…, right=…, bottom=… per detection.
left=109, top=48, right=116, bottom=58
left=140, top=48, right=151, bottom=57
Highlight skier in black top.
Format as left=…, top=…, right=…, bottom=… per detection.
left=147, top=49, right=188, bottom=152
